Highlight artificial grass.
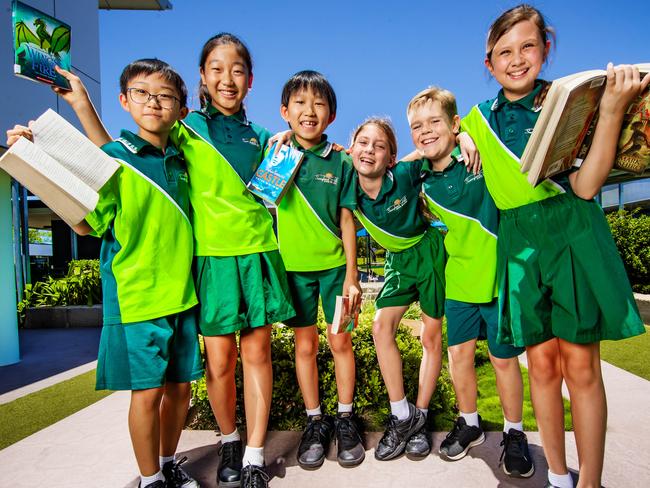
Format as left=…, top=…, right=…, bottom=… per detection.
left=0, top=369, right=111, bottom=450
left=600, top=325, right=650, bottom=380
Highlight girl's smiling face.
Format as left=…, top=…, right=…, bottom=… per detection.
left=200, top=44, right=251, bottom=115
left=351, top=124, right=395, bottom=179
left=485, top=19, right=550, bottom=101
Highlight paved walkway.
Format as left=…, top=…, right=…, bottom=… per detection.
left=1, top=355, right=649, bottom=487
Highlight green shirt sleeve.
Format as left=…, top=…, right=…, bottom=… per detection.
left=339, top=156, right=357, bottom=211
left=85, top=168, right=121, bottom=237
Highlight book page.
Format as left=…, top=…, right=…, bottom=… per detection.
left=31, top=109, right=118, bottom=191
left=0, top=137, right=97, bottom=226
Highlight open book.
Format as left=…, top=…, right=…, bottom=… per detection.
left=0, top=109, right=119, bottom=227
left=521, top=64, right=650, bottom=186
left=247, top=143, right=304, bottom=205
left=331, top=295, right=359, bottom=334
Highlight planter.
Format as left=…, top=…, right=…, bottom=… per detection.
left=634, top=293, right=650, bottom=324
left=25, top=304, right=102, bottom=329
left=401, top=318, right=423, bottom=337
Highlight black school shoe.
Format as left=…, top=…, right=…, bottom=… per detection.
left=162, top=457, right=199, bottom=488
left=334, top=412, right=365, bottom=467
left=500, top=428, right=535, bottom=478
left=374, top=402, right=426, bottom=461
left=241, top=464, right=270, bottom=488
left=439, top=416, right=485, bottom=460
left=297, top=414, right=335, bottom=469
left=405, top=424, right=431, bottom=457
left=138, top=481, right=165, bottom=488
left=217, top=440, right=243, bottom=487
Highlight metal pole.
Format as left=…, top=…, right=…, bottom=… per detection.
left=21, top=186, right=30, bottom=284
left=11, top=180, right=24, bottom=303
left=1, top=170, right=20, bottom=366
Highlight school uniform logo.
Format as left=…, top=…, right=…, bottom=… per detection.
left=387, top=196, right=407, bottom=213
left=464, top=172, right=483, bottom=184
left=242, top=137, right=261, bottom=148
left=315, top=172, right=339, bottom=185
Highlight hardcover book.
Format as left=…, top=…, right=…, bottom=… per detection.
left=331, top=296, right=359, bottom=334
left=13, top=0, right=71, bottom=90
left=0, top=109, right=119, bottom=227
left=520, top=64, right=650, bottom=186
left=247, top=143, right=304, bottom=205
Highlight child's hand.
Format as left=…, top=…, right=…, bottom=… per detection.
left=599, top=63, right=650, bottom=120
left=268, top=130, right=293, bottom=154
left=401, top=149, right=420, bottom=162
left=331, top=142, right=348, bottom=153
left=6, top=124, right=33, bottom=146
left=343, top=276, right=362, bottom=313
left=52, top=66, right=91, bottom=110
left=457, top=132, right=481, bottom=174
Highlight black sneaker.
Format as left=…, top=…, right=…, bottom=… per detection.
left=217, top=440, right=242, bottom=487
left=374, top=402, right=426, bottom=461
left=138, top=481, right=166, bottom=488
left=162, top=456, right=199, bottom=488
left=405, top=425, right=431, bottom=457
left=439, top=416, right=485, bottom=460
left=500, top=429, right=535, bottom=478
left=297, top=414, right=334, bottom=469
left=241, top=464, right=270, bottom=488
left=334, top=412, right=365, bottom=467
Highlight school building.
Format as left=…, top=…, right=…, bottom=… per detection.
left=0, top=0, right=173, bottom=366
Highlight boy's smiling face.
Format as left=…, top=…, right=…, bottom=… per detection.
left=280, top=87, right=334, bottom=149
left=119, top=72, right=186, bottom=138
left=409, top=99, right=459, bottom=165
left=351, top=123, right=394, bottom=179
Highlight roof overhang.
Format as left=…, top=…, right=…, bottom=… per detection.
left=99, top=0, right=172, bottom=10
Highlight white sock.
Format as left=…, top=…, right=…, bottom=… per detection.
left=221, top=428, right=241, bottom=444
left=141, top=470, right=165, bottom=486
left=548, top=470, right=574, bottom=488
left=306, top=405, right=322, bottom=417
left=159, top=454, right=174, bottom=468
left=242, top=445, right=265, bottom=467
left=460, top=411, right=480, bottom=427
left=390, top=397, right=410, bottom=420
left=504, top=418, right=523, bottom=433
left=338, top=402, right=353, bottom=414
left=418, top=407, right=428, bottom=418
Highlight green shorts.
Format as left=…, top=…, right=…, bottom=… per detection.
left=195, top=250, right=295, bottom=336
left=284, top=264, right=346, bottom=326
left=376, top=228, right=446, bottom=318
left=445, top=298, right=524, bottom=359
left=497, top=192, right=645, bottom=347
left=95, top=307, right=204, bottom=391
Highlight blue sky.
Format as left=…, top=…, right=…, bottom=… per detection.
left=98, top=0, right=649, bottom=158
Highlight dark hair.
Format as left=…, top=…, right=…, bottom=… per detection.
left=485, top=4, right=555, bottom=61
left=281, top=70, right=337, bottom=115
left=198, top=33, right=253, bottom=108
left=119, top=58, right=187, bottom=108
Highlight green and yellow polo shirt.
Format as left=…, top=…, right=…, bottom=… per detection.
left=421, top=149, right=498, bottom=303
left=170, top=106, right=277, bottom=256
left=85, top=130, right=197, bottom=325
left=354, top=161, right=429, bottom=253
left=461, top=80, right=568, bottom=210
left=276, top=136, right=356, bottom=272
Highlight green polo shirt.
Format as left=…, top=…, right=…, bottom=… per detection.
left=169, top=105, right=277, bottom=256
left=461, top=80, right=567, bottom=210
left=276, top=136, right=356, bottom=271
left=421, top=149, right=498, bottom=303
left=353, top=161, right=429, bottom=253
left=84, top=130, right=197, bottom=325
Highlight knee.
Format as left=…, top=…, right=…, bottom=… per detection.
left=372, top=320, right=393, bottom=346
left=490, top=356, right=518, bottom=375
left=563, top=357, right=601, bottom=389
left=131, top=388, right=164, bottom=411
left=421, top=328, right=441, bottom=354
left=165, top=382, right=191, bottom=403
left=528, top=355, right=562, bottom=386
left=206, top=352, right=237, bottom=380
left=328, top=333, right=352, bottom=356
left=295, top=334, right=319, bottom=360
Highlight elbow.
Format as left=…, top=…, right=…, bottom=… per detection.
left=572, top=187, right=598, bottom=201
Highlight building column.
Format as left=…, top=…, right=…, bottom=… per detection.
left=0, top=171, right=20, bottom=366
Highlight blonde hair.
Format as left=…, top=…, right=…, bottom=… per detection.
left=350, top=116, right=398, bottom=157
left=485, top=4, right=555, bottom=61
left=407, top=86, right=458, bottom=125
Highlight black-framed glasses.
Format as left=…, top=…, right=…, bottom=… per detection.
left=127, top=88, right=179, bottom=109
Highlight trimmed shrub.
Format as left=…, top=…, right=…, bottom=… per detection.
left=606, top=210, right=650, bottom=294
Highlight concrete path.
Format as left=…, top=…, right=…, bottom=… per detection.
left=1, top=357, right=649, bottom=487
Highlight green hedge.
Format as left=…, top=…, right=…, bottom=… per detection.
left=189, top=302, right=490, bottom=432
left=606, top=210, right=650, bottom=294
left=17, top=259, right=102, bottom=320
